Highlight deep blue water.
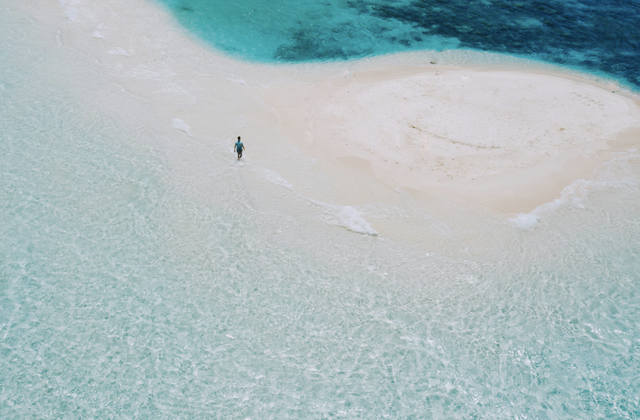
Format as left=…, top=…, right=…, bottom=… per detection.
left=156, top=0, right=640, bottom=89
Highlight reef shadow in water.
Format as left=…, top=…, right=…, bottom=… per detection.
left=158, top=0, right=640, bottom=89
left=364, top=0, right=640, bottom=88
left=271, top=0, right=640, bottom=88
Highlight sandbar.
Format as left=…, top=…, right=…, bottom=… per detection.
left=15, top=0, right=640, bottom=215
left=262, top=61, right=640, bottom=212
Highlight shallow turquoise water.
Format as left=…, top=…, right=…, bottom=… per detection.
left=155, top=0, right=640, bottom=89
left=2, top=3, right=640, bottom=419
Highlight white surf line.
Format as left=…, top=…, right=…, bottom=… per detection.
left=247, top=163, right=379, bottom=236
left=508, top=153, right=640, bottom=229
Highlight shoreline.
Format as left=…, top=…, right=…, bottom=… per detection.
left=14, top=0, right=640, bottom=216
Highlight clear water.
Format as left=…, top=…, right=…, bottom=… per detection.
left=155, top=0, right=640, bottom=90
left=2, top=2, right=640, bottom=419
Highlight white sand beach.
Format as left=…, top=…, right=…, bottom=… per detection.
left=7, top=1, right=640, bottom=416
left=17, top=0, right=640, bottom=215
left=264, top=65, right=640, bottom=212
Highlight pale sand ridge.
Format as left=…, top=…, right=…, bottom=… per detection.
left=263, top=62, right=640, bottom=212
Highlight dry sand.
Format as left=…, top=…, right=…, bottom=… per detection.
left=262, top=64, right=640, bottom=212
left=16, top=0, right=640, bottom=215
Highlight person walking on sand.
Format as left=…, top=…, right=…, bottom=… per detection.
left=234, top=136, right=245, bottom=160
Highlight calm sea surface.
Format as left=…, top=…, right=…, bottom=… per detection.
left=156, top=0, right=640, bottom=89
